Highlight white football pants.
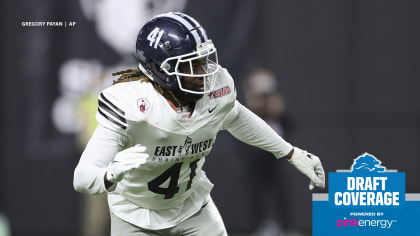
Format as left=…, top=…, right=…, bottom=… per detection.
left=110, top=197, right=227, bottom=236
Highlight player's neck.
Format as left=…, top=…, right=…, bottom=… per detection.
left=161, top=89, right=192, bottom=109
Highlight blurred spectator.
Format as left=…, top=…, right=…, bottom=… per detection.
left=243, top=68, right=294, bottom=236
left=244, top=68, right=287, bottom=137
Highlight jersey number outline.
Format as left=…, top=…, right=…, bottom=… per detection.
left=147, top=160, right=199, bottom=199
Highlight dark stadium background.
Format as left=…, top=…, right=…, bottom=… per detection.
left=1, top=0, right=420, bottom=235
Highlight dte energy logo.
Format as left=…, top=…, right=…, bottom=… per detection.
left=329, top=153, right=405, bottom=231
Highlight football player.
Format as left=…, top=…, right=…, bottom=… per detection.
left=73, top=12, right=325, bottom=236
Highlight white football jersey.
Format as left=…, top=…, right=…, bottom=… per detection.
left=96, top=67, right=236, bottom=229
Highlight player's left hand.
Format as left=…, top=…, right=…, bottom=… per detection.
left=288, top=147, right=325, bottom=190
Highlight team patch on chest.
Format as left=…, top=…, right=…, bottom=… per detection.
left=137, top=98, right=151, bottom=113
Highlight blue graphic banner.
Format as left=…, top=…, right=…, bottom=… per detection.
left=313, top=194, right=420, bottom=235
left=313, top=153, right=420, bottom=235
left=328, top=172, right=405, bottom=209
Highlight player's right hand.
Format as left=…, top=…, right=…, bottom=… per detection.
left=106, top=144, right=149, bottom=183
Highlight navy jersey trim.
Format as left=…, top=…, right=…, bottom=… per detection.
left=98, top=92, right=127, bottom=130
left=100, top=93, right=125, bottom=115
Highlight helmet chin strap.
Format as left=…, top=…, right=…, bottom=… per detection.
left=137, top=62, right=154, bottom=81
left=180, top=91, right=204, bottom=102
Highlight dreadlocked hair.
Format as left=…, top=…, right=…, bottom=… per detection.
left=112, top=68, right=148, bottom=84
left=111, top=68, right=184, bottom=110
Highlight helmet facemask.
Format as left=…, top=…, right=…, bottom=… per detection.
left=160, top=40, right=219, bottom=95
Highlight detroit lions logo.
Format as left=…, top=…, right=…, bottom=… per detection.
left=351, top=153, right=386, bottom=173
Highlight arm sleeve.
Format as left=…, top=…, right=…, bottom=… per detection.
left=222, top=100, right=293, bottom=158
left=73, top=124, right=128, bottom=194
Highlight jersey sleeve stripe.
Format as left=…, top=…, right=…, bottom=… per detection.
left=100, top=93, right=125, bottom=115
left=98, top=93, right=127, bottom=130
left=98, top=100, right=127, bottom=123
left=97, top=108, right=127, bottom=130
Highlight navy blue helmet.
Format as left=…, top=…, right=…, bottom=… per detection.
left=136, top=12, right=219, bottom=95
